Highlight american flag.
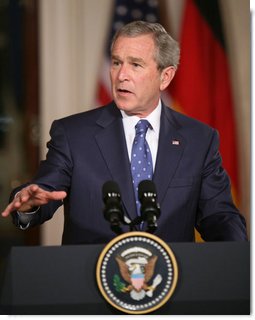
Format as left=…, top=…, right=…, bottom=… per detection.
left=96, top=0, right=160, bottom=106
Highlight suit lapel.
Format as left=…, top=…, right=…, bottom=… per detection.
left=94, top=103, right=186, bottom=223
left=153, top=104, right=186, bottom=204
left=95, top=104, right=137, bottom=221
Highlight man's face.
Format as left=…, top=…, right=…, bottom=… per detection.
left=110, top=34, right=163, bottom=117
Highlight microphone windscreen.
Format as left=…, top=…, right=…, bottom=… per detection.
left=102, top=181, right=120, bottom=199
left=138, top=180, right=156, bottom=200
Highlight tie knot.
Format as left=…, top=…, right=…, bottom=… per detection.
left=135, top=119, right=151, bottom=135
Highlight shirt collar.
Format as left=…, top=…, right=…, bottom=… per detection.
left=120, top=100, right=162, bottom=135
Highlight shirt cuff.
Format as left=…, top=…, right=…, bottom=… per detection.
left=17, top=207, right=40, bottom=229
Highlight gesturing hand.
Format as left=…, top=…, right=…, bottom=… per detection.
left=1, top=184, right=67, bottom=217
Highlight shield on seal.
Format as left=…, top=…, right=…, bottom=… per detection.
left=131, top=273, right=144, bottom=291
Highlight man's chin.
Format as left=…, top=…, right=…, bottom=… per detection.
left=115, top=103, right=134, bottom=114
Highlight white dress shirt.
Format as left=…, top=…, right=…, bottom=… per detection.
left=120, top=100, right=161, bottom=171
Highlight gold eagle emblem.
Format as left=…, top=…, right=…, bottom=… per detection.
left=115, top=255, right=162, bottom=301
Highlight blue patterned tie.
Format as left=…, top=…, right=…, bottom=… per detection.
left=131, top=119, right=153, bottom=216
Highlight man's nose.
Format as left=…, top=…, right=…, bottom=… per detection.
left=118, top=64, right=130, bottom=81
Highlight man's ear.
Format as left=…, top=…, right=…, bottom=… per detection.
left=159, top=66, right=176, bottom=91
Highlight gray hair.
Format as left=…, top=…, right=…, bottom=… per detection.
left=111, top=20, right=180, bottom=70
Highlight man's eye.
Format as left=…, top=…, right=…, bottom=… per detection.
left=112, top=60, right=120, bottom=66
left=133, top=63, right=141, bottom=67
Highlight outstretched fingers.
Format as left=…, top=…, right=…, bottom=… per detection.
left=1, top=185, right=67, bottom=217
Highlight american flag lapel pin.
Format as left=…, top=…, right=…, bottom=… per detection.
left=172, top=139, right=180, bottom=145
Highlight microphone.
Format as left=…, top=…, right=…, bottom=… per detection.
left=102, top=181, right=124, bottom=235
left=138, top=180, right=160, bottom=233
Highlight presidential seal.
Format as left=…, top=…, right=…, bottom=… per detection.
left=96, top=232, right=178, bottom=314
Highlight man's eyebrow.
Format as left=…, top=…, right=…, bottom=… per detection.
left=128, top=56, right=145, bottom=65
left=111, top=54, right=121, bottom=60
left=111, top=55, right=145, bottom=65
left=111, top=54, right=145, bottom=64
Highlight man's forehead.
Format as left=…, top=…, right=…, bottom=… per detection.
left=113, top=34, right=155, bottom=48
left=111, top=35, right=156, bottom=59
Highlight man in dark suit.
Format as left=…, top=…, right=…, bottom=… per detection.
left=1, top=21, right=247, bottom=243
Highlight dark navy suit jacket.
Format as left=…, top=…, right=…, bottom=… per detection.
left=12, top=101, right=247, bottom=243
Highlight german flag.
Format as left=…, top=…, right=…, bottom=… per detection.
left=170, top=0, right=240, bottom=206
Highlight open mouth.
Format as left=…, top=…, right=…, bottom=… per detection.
left=118, top=89, right=132, bottom=94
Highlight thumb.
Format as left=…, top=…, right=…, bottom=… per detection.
left=49, top=191, right=67, bottom=201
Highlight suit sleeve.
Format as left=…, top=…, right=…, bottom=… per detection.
left=196, top=129, right=247, bottom=241
left=11, top=120, right=72, bottom=228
